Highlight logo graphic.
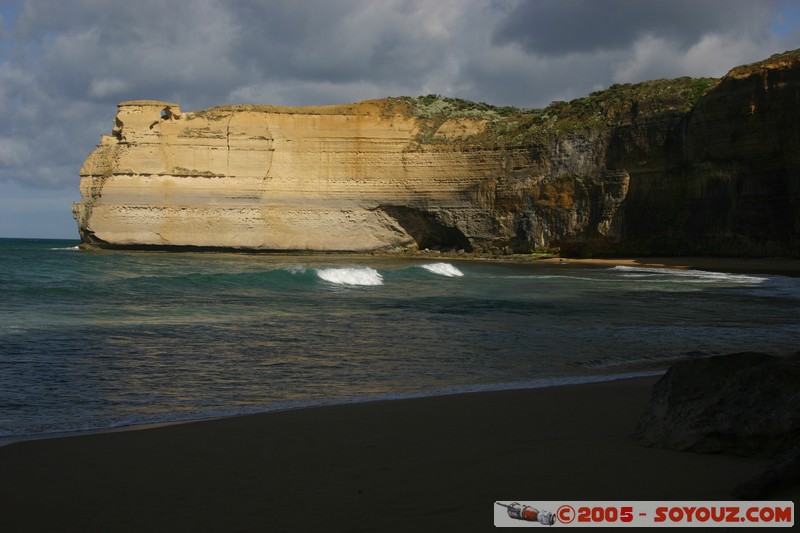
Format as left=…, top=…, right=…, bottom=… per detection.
left=495, top=501, right=794, bottom=528
left=496, top=502, right=556, bottom=526
left=556, top=504, right=575, bottom=524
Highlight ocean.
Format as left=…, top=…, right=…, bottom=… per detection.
left=1, top=237, right=799, bottom=442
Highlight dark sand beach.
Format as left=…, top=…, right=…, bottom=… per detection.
left=1, top=376, right=791, bottom=532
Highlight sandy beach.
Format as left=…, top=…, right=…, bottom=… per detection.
left=1, top=375, right=791, bottom=532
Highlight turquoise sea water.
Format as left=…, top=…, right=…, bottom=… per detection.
left=1, top=238, right=799, bottom=440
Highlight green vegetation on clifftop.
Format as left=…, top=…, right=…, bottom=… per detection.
left=390, top=76, right=717, bottom=147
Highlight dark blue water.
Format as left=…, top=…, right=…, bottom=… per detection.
left=1, top=238, right=798, bottom=439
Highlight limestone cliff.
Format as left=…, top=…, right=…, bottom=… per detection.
left=74, top=99, right=501, bottom=251
left=74, top=50, right=800, bottom=256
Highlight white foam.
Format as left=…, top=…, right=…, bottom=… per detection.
left=420, top=263, right=464, bottom=277
left=612, top=265, right=767, bottom=284
left=50, top=246, right=80, bottom=250
left=316, top=267, right=383, bottom=286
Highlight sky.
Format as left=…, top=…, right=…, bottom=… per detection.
left=1, top=0, right=798, bottom=239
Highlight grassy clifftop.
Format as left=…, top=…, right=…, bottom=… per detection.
left=389, top=76, right=717, bottom=147
left=396, top=49, right=800, bottom=149
left=190, top=49, right=798, bottom=157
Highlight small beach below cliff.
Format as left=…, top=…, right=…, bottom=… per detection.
left=0, top=375, right=784, bottom=532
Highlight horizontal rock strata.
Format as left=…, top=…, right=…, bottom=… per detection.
left=74, top=100, right=503, bottom=251
left=74, top=50, right=800, bottom=256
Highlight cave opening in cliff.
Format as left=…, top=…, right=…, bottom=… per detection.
left=379, top=205, right=473, bottom=252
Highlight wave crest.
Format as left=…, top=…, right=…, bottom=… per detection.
left=316, top=267, right=384, bottom=286
left=420, top=263, right=464, bottom=277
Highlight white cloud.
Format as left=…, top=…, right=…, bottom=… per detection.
left=613, top=32, right=781, bottom=84
left=612, top=36, right=684, bottom=83
left=679, top=34, right=764, bottom=77
left=89, top=77, right=128, bottom=99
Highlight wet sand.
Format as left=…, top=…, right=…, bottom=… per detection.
left=0, top=376, right=780, bottom=532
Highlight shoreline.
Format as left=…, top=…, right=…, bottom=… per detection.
left=1, top=374, right=790, bottom=532
left=75, top=241, right=800, bottom=277
left=0, top=369, right=667, bottom=448
left=26, top=238, right=800, bottom=276
left=4, top=242, right=797, bottom=530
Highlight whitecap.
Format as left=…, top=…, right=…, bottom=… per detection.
left=50, top=246, right=80, bottom=251
left=316, top=267, right=383, bottom=286
left=420, top=263, right=464, bottom=277
left=612, top=265, right=766, bottom=285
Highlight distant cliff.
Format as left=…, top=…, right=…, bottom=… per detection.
left=74, top=50, right=800, bottom=257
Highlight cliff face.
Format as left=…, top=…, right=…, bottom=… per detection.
left=612, top=51, right=800, bottom=257
left=74, top=99, right=504, bottom=251
left=74, top=50, right=800, bottom=256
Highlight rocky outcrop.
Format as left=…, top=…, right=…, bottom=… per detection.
left=635, top=352, right=800, bottom=457
left=635, top=352, right=800, bottom=498
left=74, top=50, right=800, bottom=256
left=732, top=446, right=800, bottom=499
left=616, top=51, right=800, bottom=257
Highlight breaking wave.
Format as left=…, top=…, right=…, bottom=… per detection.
left=419, top=263, right=464, bottom=277
left=315, top=267, right=384, bottom=286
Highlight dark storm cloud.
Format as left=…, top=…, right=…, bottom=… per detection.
left=492, top=0, right=776, bottom=56
left=224, top=0, right=459, bottom=90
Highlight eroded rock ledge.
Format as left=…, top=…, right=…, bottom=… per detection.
left=74, top=50, right=800, bottom=256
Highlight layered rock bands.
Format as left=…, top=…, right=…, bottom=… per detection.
left=74, top=50, right=800, bottom=256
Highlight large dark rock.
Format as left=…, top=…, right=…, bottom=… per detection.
left=732, top=445, right=800, bottom=499
left=635, top=352, right=800, bottom=458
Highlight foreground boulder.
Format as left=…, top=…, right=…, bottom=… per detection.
left=635, top=352, right=800, bottom=458
left=731, top=445, right=800, bottom=499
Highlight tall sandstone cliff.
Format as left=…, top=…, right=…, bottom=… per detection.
left=74, top=50, right=800, bottom=256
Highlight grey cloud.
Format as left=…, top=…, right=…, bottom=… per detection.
left=225, top=0, right=460, bottom=90
left=492, top=0, right=777, bottom=56
left=457, top=43, right=626, bottom=108
left=27, top=0, right=239, bottom=109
